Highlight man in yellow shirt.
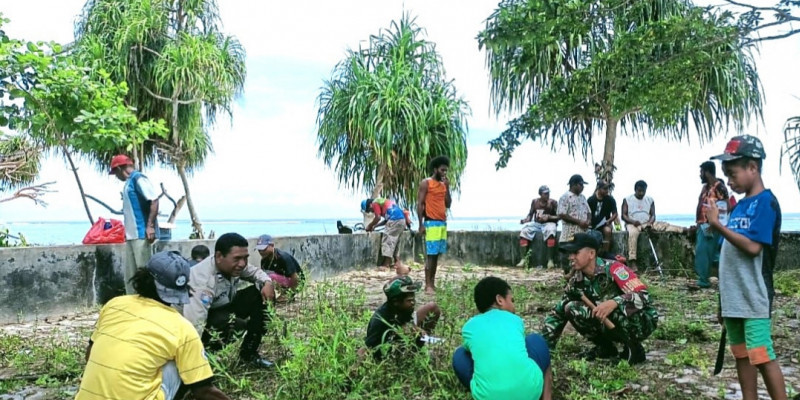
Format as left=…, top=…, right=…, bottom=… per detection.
left=76, top=251, right=230, bottom=400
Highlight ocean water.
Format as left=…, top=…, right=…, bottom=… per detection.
left=3, top=214, right=800, bottom=246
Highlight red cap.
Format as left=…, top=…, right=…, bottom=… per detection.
left=109, top=155, right=133, bottom=174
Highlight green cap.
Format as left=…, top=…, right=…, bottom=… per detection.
left=383, top=276, right=421, bottom=299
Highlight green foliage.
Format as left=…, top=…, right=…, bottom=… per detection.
left=665, top=344, right=709, bottom=372
left=782, top=115, right=800, bottom=195
left=316, top=14, right=469, bottom=207
left=477, top=0, right=762, bottom=171
left=0, top=133, right=40, bottom=191
left=0, top=227, right=28, bottom=247
left=774, top=269, right=800, bottom=298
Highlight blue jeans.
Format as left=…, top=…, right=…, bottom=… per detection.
left=452, top=333, right=550, bottom=389
left=694, top=227, right=720, bottom=288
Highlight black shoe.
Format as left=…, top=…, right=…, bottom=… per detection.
left=579, top=345, right=618, bottom=361
left=241, top=355, right=274, bottom=369
left=621, top=342, right=646, bottom=365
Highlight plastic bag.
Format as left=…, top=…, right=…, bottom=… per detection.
left=82, top=218, right=126, bottom=244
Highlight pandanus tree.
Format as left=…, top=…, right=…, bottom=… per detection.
left=74, top=0, right=247, bottom=238
left=316, top=14, right=469, bottom=208
left=478, top=0, right=763, bottom=187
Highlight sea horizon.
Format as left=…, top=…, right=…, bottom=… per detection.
left=4, top=213, right=800, bottom=246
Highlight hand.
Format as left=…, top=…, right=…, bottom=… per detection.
left=261, top=282, right=276, bottom=302
left=591, top=300, right=618, bottom=321
left=145, top=226, right=156, bottom=243
left=579, top=220, right=590, bottom=229
left=418, top=225, right=426, bottom=235
left=705, top=199, right=720, bottom=227
left=443, top=176, right=450, bottom=188
left=536, top=215, right=548, bottom=223
left=520, top=218, right=528, bottom=224
left=633, top=221, right=641, bottom=227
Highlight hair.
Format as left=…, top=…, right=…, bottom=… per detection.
left=700, top=161, right=716, bottom=176
left=473, top=276, right=512, bottom=313
left=429, top=155, right=450, bottom=171
left=215, top=233, right=249, bottom=256
left=130, top=268, right=162, bottom=302
left=364, top=198, right=374, bottom=212
left=634, top=180, right=648, bottom=190
left=191, top=245, right=210, bottom=260
left=722, top=157, right=762, bottom=173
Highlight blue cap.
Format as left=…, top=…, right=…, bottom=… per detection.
left=256, top=234, right=274, bottom=251
left=147, top=251, right=190, bottom=304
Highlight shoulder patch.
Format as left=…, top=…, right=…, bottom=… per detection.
left=614, top=268, right=630, bottom=281
left=199, top=290, right=214, bottom=308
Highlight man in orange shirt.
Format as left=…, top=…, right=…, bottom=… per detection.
left=417, top=155, right=452, bottom=294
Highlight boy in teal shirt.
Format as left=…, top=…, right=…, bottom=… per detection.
left=452, top=277, right=553, bottom=400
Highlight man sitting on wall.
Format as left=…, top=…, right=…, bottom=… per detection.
left=517, top=185, right=559, bottom=269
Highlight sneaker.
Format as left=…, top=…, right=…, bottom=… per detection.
left=578, top=345, right=618, bottom=361
left=546, top=260, right=555, bottom=269
left=621, top=342, right=646, bottom=365
left=516, top=259, right=526, bottom=268
left=420, top=334, right=445, bottom=344
left=535, top=265, right=544, bottom=269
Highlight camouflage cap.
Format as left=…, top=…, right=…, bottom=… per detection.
left=710, top=135, right=766, bottom=161
left=383, top=276, right=421, bottom=299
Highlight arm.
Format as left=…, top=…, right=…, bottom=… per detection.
left=146, top=198, right=159, bottom=242
left=522, top=200, right=535, bottom=223
left=444, top=177, right=452, bottom=208
left=417, top=180, right=428, bottom=232
left=648, top=201, right=656, bottom=225
left=191, top=383, right=230, bottom=400
left=621, top=199, right=635, bottom=226
left=287, top=273, right=301, bottom=289
left=707, top=200, right=763, bottom=257
left=366, top=214, right=381, bottom=231
left=240, top=265, right=275, bottom=301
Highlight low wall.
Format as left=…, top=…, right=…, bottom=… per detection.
left=0, top=230, right=797, bottom=323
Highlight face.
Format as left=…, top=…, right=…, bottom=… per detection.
left=112, top=167, right=129, bottom=182
left=434, top=164, right=449, bottom=180
left=634, top=186, right=646, bottom=199
left=540, top=192, right=550, bottom=201
left=568, top=247, right=595, bottom=271
left=495, top=291, right=515, bottom=313
left=571, top=182, right=584, bottom=194
left=700, top=168, right=708, bottom=184
left=596, top=187, right=608, bottom=197
left=393, top=293, right=416, bottom=313
left=257, top=244, right=275, bottom=258
left=215, top=246, right=249, bottom=277
left=723, top=161, right=756, bottom=194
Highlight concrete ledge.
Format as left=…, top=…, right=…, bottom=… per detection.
left=1, top=230, right=798, bottom=323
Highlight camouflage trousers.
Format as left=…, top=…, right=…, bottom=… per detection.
left=542, top=299, right=658, bottom=349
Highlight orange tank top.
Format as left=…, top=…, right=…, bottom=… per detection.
left=424, top=178, right=447, bottom=221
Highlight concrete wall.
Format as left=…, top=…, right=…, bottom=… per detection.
left=1, top=230, right=798, bottom=323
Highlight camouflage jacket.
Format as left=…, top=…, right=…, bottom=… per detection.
left=563, top=258, right=652, bottom=317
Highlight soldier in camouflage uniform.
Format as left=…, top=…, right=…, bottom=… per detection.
left=542, top=233, right=658, bottom=365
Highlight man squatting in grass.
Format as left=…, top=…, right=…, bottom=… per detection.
left=452, top=276, right=553, bottom=400
left=706, top=135, right=788, bottom=400
left=363, top=276, right=441, bottom=360
left=183, top=233, right=277, bottom=368
left=542, top=233, right=658, bottom=365
left=110, top=154, right=160, bottom=294
left=417, top=155, right=452, bottom=294
left=517, top=185, right=559, bottom=269
left=361, top=197, right=412, bottom=275
left=77, top=251, right=230, bottom=400
left=256, top=234, right=306, bottom=299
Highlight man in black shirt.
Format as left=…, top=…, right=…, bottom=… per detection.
left=587, top=181, right=618, bottom=253
left=364, top=276, right=441, bottom=360
left=256, top=234, right=305, bottom=294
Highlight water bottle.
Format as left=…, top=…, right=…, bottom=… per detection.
left=103, top=221, right=112, bottom=230
left=716, top=200, right=728, bottom=227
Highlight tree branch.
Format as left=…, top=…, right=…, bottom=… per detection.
left=139, top=83, right=201, bottom=105
left=83, top=194, right=123, bottom=215
left=0, top=182, right=55, bottom=207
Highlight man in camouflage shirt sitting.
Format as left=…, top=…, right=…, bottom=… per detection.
left=542, top=233, right=658, bottom=365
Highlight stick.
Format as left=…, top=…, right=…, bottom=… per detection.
left=581, top=294, right=616, bottom=329
left=714, top=328, right=726, bottom=375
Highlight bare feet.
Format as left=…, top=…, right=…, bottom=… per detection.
left=424, top=286, right=435, bottom=295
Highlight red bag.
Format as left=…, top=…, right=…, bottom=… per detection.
left=82, top=218, right=126, bottom=244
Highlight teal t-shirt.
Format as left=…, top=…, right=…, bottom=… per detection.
left=462, top=309, right=543, bottom=400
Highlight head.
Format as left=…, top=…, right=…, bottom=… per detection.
left=214, top=233, right=250, bottom=277
left=255, top=234, right=276, bottom=257
left=634, top=180, right=648, bottom=199
left=131, top=251, right=191, bottom=305
left=699, top=161, right=716, bottom=183
left=190, top=245, right=210, bottom=262
left=595, top=180, right=610, bottom=198
left=109, top=154, right=134, bottom=182
left=568, top=174, right=588, bottom=194
left=711, top=135, right=765, bottom=195
left=538, top=185, right=550, bottom=201
left=429, top=155, right=450, bottom=180
left=559, top=233, right=600, bottom=272
left=473, top=276, right=514, bottom=313
left=383, top=276, right=421, bottom=313
left=360, top=199, right=374, bottom=214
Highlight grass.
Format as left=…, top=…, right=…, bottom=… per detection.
left=0, top=266, right=798, bottom=399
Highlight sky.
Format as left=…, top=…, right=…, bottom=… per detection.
left=2, top=0, right=800, bottom=223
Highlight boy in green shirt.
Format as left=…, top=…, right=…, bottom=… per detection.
left=452, top=277, right=553, bottom=400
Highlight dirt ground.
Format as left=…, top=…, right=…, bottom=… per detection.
left=1, top=264, right=798, bottom=399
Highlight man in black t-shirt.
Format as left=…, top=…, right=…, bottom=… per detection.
left=256, top=234, right=305, bottom=293
left=364, top=276, right=441, bottom=360
left=587, top=181, right=618, bottom=253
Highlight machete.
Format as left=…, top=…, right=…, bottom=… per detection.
left=714, top=328, right=726, bottom=375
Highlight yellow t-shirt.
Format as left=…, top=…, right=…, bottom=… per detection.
left=76, top=295, right=213, bottom=400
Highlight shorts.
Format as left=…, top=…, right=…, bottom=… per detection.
left=724, top=317, right=775, bottom=365
left=425, top=220, right=447, bottom=255
left=381, top=218, right=405, bottom=257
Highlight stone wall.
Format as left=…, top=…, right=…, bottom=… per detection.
left=0, top=230, right=797, bottom=323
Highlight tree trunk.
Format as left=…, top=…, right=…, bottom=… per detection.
left=371, top=162, right=386, bottom=199
left=599, top=117, right=618, bottom=190
left=63, top=147, right=94, bottom=224
left=176, top=163, right=203, bottom=239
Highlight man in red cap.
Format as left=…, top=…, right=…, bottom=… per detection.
left=110, top=154, right=160, bottom=294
